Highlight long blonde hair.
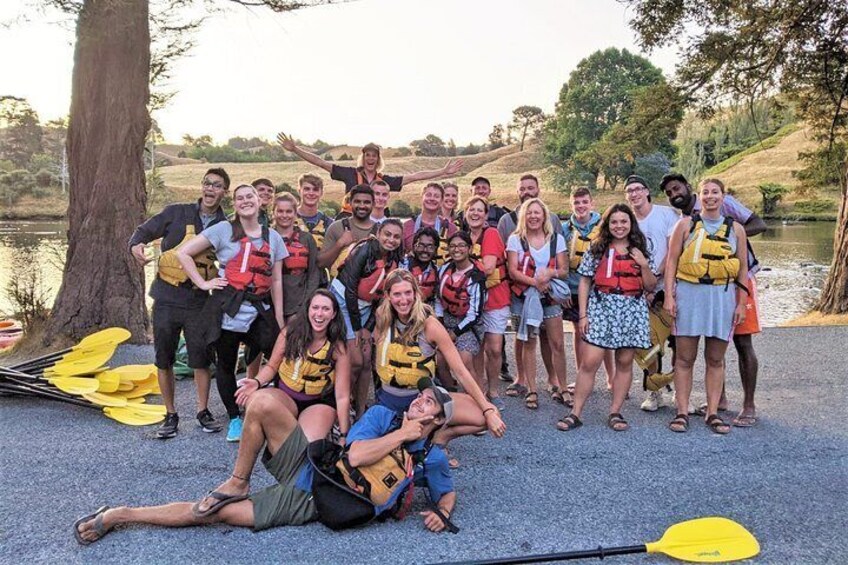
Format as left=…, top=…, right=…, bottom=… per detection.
left=373, top=269, right=434, bottom=344
left=512, top=197, right=552, bottom=242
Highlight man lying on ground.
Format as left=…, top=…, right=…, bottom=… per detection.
left=74, top=380, right=457, bottom=543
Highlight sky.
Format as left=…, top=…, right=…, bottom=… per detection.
left=0, top=0, right=678, bottom=146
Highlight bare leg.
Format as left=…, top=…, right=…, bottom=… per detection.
left=733, top=333, right=758, bottom=417
left=483, top=333, right=504, bottom=399
left=610, top=349, right=635, bottom=414
left=513, top=336, right=525, bottom=387
left=297, top=404, right=337, bottom=442
left=432, top=392, right=486, bottom=446
left=570, top=343, right=605, bottom=418
left=602, top=350, right=615, bottom=390
left=354, top=340, right=373, bottom=418
left=673, top=337, right=699, bottom=416
left=520, top=336, right=538, bottom=394
left=703, top=337, right=730, bottom=418
left=158, top=367, right=176, bottom=414
left=193, top=367, right=212, bottom=413
left=543, top=317, right=568, bottom=390
left=539, top=328, right=555, bottom=388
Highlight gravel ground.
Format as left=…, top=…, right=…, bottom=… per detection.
left=1, top=326, right=846, bottom=564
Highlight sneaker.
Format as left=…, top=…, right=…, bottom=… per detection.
left=156, top=412, right=179, bottom=439
left=640, top=391, right=661, bottom=412
left=226, top=417, right=243, bottom=443
left=491, top=396, right=507, bottom=412
left=197, top=409, right=222, bottom=433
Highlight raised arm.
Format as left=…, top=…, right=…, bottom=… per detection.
left=277, top=131, right=333, bottom=173
left=402, top=159, right=464, bottom=184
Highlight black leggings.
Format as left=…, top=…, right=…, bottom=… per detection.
left=214, top=328, right=265, bottom=419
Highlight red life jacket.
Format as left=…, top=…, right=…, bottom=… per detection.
left=282, top=228, right=309, bottom=275
left=225, top=227, right=273, bottom=295
left=409, top=260, right=438, bottom=302
left=593, top=248, right=643, bottom=297
left=439, top=263, right=473, bottom=317
left=510, top=236, right=557, bottom=297
left=356, top=256, right=397, bottom=302
left=471, top=228, right=508, bottom=290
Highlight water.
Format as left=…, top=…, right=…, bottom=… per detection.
left=0, top=219, right=837, bottom=326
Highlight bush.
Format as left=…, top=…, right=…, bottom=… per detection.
left=395, top=147, right=412, bottom=157
left=35, top=169, right=55, bottom=187
left=0, top=160, right=15, bottom=173
left=324, top=154, right=334, bottom=161
left=338, top=153, right=354, bottom=161
left=27, top=153, right=57, bottom=174
left=4, top=248, right=51, bottom=328
left=0, top=169, right=36, bottom=199
left=31, top=185, right=56, bottom=198
left=177, top=150, right=187, bottom=158
left=319, top=200, right=341, bottom=217
left=390, top=200, right=420, bottom=218
left=275, top=182, right=297, bottom=197
left=757, top=182, right=790, bottom=214
left=793, top=199, right=835, bottom=214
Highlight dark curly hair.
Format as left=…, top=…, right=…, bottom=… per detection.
left=589, top=203, right=650, bottom=260
left=283, top=289, right=346, bottom=361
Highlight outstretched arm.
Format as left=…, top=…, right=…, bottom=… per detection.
left=277, top=132, right=333, bottom=173
left=402, top=159, right=464, bottom=184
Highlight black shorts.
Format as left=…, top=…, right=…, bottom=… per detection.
left=152, top=302, right=213, bottom=370
left=561, top=293, right=580, bottom=323
left=293, top=393, right=336, bottom=415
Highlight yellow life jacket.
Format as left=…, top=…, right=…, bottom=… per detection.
left=566, top=221, right=600, bottom=270
left=157, top=224, right=218, bottom=287
left=277, top=341, right=335, bottom=396
left=676, top=215, right=740, bottom=285
left=329, top=219, right=358, bottom=279
left=374, top=323, right=436, bottom=389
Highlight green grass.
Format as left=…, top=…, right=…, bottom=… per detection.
left=705, top=122, right=801, bottom=176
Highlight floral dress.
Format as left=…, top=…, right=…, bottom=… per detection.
left=577, top=250, right=655, bottom=350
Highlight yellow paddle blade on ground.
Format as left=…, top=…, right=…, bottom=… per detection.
left=78, top=328, right=131, bottom=349
left=646, top=517, right=760, bottom=563
left=48, top=376, right=100, bottom=395
left=122, top=403, right=167, bottom=415
left=112, top=365, right=158, bottom=381
left=82, top=392, right=129, bottom=407
left=95, top=371, right=121, bottom=393
left=103, top=406, right=165, bottom=426
left=46, top=353, right=114, bottom=377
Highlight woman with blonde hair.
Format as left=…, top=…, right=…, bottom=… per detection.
left=372, top=269, right=506, bottom=466
left=506, top=197, right=570, bottom=410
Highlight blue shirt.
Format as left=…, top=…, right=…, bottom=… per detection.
left=296, top=406, right=454, bottom=506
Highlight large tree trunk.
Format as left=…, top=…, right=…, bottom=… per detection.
left=816, top=170, right=848, bottom=314
left=47, top=0, right=150, bottom=343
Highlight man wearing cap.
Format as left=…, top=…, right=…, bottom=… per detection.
left=276, top=131, right=464, bottom=198
left=661, top=173, right=766, bottom=426
left=73, top=378, right=457, bottom=543
left=456, top=176, right=511, bottom=229
left=623, top=174, right=688, bottom=413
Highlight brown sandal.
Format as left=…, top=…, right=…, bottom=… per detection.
left=524, top=391, right=538, bottom=410
left=607, top=412, right=630, bottom=432
left=706, top=414, right=731, bottom=435
left=668, top=413, right=689, bottom=433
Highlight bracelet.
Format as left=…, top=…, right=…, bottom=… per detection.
left=250, top=376, right=261, bottom=386
left=579, top=315, right=587, bottom=320
left=482, top=407, right=495, bottom=416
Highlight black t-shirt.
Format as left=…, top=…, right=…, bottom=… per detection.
left=330, top=165, right=403, bottom=192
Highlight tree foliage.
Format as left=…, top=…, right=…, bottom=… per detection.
left=509, top=106, right=546, bottom=151
left=544, top=48, right=680, bottom=190
left=488, top=123, right=507, bottom=150
left=410, top=134, right=447, bottom=157
left=623, top=0, right=848, bottom=313
left=0, top=96, right=44, bottom=168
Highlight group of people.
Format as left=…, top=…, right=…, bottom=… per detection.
left=73, top=138, right=765, bottom=542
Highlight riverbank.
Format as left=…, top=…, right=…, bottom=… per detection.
left=1, top=326, right=845, bottom=563
left=784, top=311, right=848, bottom=327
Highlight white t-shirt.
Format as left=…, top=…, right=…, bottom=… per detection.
left=506, top=234, right=567, bottom=271
left=635, top=204, right=678, bottom=292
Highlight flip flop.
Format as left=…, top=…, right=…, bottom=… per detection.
left=192, top=491, right=248, bottom=518
left=73, top=505, right=112, bottom=545
left=732, top=414, right=758, bottom=428
left=505, top=383, right=527, bottom=397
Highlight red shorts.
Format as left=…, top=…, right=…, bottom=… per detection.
left=734, top=276, right=761, bottom=335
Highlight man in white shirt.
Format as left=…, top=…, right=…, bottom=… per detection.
left=624, top=175, right=689, bottom=413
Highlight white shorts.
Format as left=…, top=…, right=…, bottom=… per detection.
left=481, top=306, right=510, bottom=335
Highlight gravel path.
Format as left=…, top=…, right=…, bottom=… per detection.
left=1, top=326, right=846, bottom=564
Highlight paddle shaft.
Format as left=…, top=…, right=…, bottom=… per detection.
left=447, top=544, right=646, bottom=565
left=0, top=380, right=98, bottom=409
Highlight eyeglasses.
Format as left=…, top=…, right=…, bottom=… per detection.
left=448, top=243, right=469, bottom=250
left=625, top=186, right=647, bottom=194
left=202, top=179, right=226, bottom=190
left=415, top=243, right=437, bottom=250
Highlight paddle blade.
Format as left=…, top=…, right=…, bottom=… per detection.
left=82, top=392, right=129, bottom=407
left=646, top=517, right=759, bottom=563
left=95, top=371, right=121, bottom=393
left=103, top=406, right=165, bottom=426
left=48, top=376, right=100, bottom=395
left=46, top=354, right=113, bottom=377
left=111, top=364, right=158, bottom=381
left=79, top=328, right=131, bottom=349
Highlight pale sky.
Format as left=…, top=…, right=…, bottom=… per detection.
left=0, top=0, right=677, bottom=146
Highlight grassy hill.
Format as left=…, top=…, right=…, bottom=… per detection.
left=2, top=125, right=841, bottom=220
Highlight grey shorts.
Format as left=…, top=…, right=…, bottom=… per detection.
left=509, top=296, right=563, bottom=321
left=480, top=306, right=510, bottom=335
left=250, top=426, right=318, bottom=531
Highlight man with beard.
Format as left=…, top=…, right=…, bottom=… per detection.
left=661, top=173, right=766, bottom=427
left=318, top=184, right=376, bottom=270
left=128, top=168, right=229, bottom=439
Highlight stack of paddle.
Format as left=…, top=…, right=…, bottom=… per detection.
left=0, top=328, right=166, bottom=426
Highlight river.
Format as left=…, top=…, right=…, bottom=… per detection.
left=0, top=219, right=836, bottom=327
